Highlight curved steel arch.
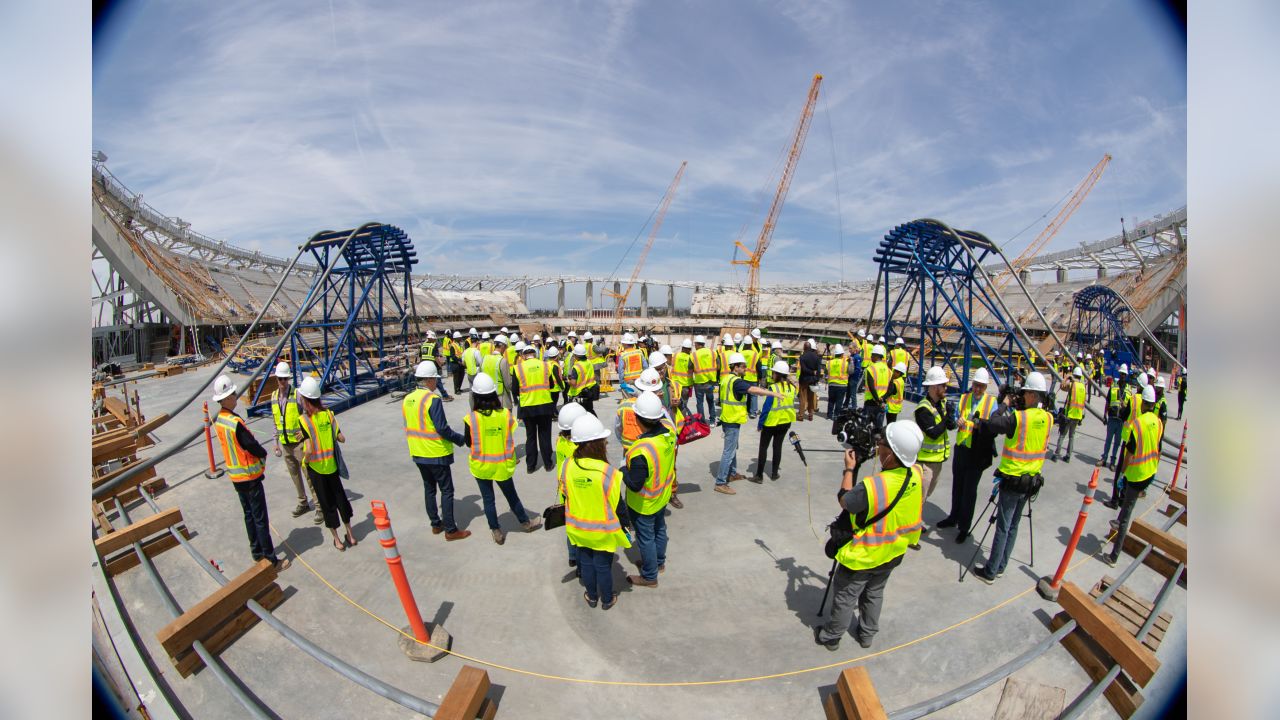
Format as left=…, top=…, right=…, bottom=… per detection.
left=1066, top=285, right=1138, bottom=375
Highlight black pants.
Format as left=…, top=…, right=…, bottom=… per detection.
left=523, top=412, right=555, bottom=472
left=1108, top=476, right=1153, bottom=561
left=308, top=467, right=353, bottom=529
left=947, top=444, right=991, bottom=535
left=234, top=478, right=275, bottom=562
left=451, top=363, right=465, bottom=394
left=573, top=393, right=594, bottom=416
left=416, top=463, right=458, bottom=532
left=756, top=422, right=790, bottom=477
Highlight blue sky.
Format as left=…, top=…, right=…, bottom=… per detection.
left=93, top=0, right=1185, bottom=292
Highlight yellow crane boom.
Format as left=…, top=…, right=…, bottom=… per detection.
left=604, top=160, right=687, bottom=336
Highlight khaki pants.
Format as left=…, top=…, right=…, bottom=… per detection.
left=281, top=440, right=317, bottom=504
left=919, top=460, right=944, bottom=499
left=798, top=383, right=818, bottom=419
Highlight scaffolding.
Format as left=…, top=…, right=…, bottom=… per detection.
left=1066, top=285, right=1139, bottom=376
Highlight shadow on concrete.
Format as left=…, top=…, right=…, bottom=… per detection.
left=344, top=488, right=364, bottom=502
left=1059, top=527, right=1108, bottom=558
left=755, top=539, right=829, bottom=627
left=348, top=513, right=376, bottom=545
left=283, top=525, right=324, bottom=556
left=430, top=600, right=454, bottom=628
left=674, top=482, right=703, bottom=495
left=452, top=494, right=485, bottom=531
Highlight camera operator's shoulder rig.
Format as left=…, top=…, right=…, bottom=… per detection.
left=830, top=405, right=882, bottom=461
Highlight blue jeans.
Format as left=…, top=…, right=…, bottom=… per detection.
left=1101, top=418, right=1123, bottom=464
left=234, top=478, right=276, bottom=562
left=632, top=510, right=668, bottom=581
left=695, top=383, right=716, bottom=422
left=577, top=546, right=615, bottom=603
left=986, top=487, right=1029, bottom=575
left=475, top=478, right=530, bottom=530
left=828, top=384, right=847, bottom=417
left=748, top=389, right=759, bottom=417
left=716, top=423, right=741, bottom=484
left=566, top=538, right=578, bottom=565
left=416, top=463, right=458, bottom=532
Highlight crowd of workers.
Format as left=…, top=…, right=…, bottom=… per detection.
left=205, top=325, right=1182, bottom=644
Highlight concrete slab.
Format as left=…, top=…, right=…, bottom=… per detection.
left=102, top=367, right=1187, bottom=719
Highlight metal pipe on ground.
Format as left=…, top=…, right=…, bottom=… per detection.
left=137, top=488, right=441, bottom=717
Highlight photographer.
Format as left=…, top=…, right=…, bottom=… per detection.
left=813, top=421, right=924, bottom=651
left=970, top=371, right=1054, bottom=584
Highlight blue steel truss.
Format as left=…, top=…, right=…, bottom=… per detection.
left=875, top=219, right=1033, bottom=401
left=250, top=223, right=417, bottom=414
left=1065, top=285, right=1138, bottom=377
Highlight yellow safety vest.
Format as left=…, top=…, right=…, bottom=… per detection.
left=561, top=457, right=631, bottom=552
left=515, top=358, right=552, bottom=407
left=402, top=388, right=452, bottom=458
left=213, top=410, right=264, bottom=482
left=671, top=352, right=692, bottom=389
left=861, top=341, right=872, bottom=366
left=481, top=354, right=506, bottom=395
left=300, top=409, right=339, bottom=474
left=1120, top=389, right=1144, bottom=444
left=741, top=346, right=759, bottom=382
left=504, top=345, right=517, bottom=369
left=764, top=381, right=797, bottom=426
left=835, top=464, right=924, bottom=571
left=1124, top=411, right=1163, bottom=483
left=1107, top=385, right=1128, bottom=415
left=864, top=361, right=890, bottom=400
left=693, top=347, right=716, bottom=384
left=463, top=345, right=481, bottom=375
left=997, top=408, right=1053, bottom=476
left=717, top=347, right=732, bottom=374
left=547, top=362, right=563, bottom=393
left=719, top=374, right=747, bottom=424
left=626, top=432, right=676, bottom=515
left=827, top=357, right=849, bottom=386
left=885, top=377, right=905, bottom=415
left=956, top=391, right=996, bottom=448
left=917, top=397, right=950, bottom=462
left=420, top=341, right=437, bottom=361
left=618, top=348, right=645, bottom=383
left=569, top=358, right=596, bottom=396
left=479, top=341, right=492, bottom=358
left=271, top=388, right=304, bottom=444
left=890, top=347, right=910, bottom=370
left=555, top=436, right=577, bottom=495
left=1066, top=381, right=1086, bottom=420
left=464, top=409, right=517, bottom=481
left=761, top=348, right=773, bottom=375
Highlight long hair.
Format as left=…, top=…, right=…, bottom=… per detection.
left=471, top=391, right=502, bottom=413
left=771, top=371, right=794, bottom=388
left=574, top=438, right=608, bottom=463
left=299, top=394, right=326, bottom=415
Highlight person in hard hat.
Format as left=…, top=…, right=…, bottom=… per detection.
left=715, top=352, right=787, bottom=494
left=513, top=344, right=557, bottom=474
left=914, top=366, right=957, bottom=508
left=862, top=344, right=891, bottom=428
left=1107, top=370, right=1149, bottom=503
left=738, top=332, right=762, bottom=418
left=1049, top=366, right=1087, bottom=463
left=1152, top=376, right=1169, bottom=445
left=563, top=414, right=632, bottom=610
left=544, top=346, right=566, bottom=407
left=449, top=331, right=467, bottom=394
left=814, top=421, right=925, bottom=651
left=481, top=335, right=513, bottom=410
left=616, top=368, right=665, bottom=453
left=621, top=391, right=678, bottom=588
left=616, top=333, right=647, bottom=398
left=717, top=334, right=735, bottom=381
left=970, top=372, right=1055, bottom=584
left=1099, top=364, right=1132, bottom=470
left=296, top=377, right=357, bottom=552
left=462, top=334, right=483, bottom=392
left=753, top=360, right=798, bottom=482
left=210, top=375, right=290, bottom=570
left=566, top=344, right=598, bottom=415
left=826, top=344, right=851, bottom=420
left=691, top=335, right=718, bottom=424
left=269, top=362, right=320, bottom=523
left=797, top=339, right=824, bottom=422
left=1175, top=372, right=1186, bottom=420
left=938, top=367, right=999, bottom=543
left=670, top=339, right=694, bottom=415
left=884, top=362, right=906, bottom=424
left=478, top=331, right=493, bottom=359
left=889, top=338, right=910, bottom=374
left=404, top=361, right=471, bottom=541
left=1103, top=385, right=1163, bottom=566
left=555, top=403, right=588, bottom=570
left=463, top=372, right=541, bottom=545
left=853, top=329, right=871, bottom=407
left=419, top=331, right=453, bottom=402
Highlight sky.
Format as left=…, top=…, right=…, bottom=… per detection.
left=92, top=0, right=1186, bottom=304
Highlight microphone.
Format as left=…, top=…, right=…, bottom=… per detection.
left=789, top=431, right=808, bottom=466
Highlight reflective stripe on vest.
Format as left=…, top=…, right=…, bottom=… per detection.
left=569, top=359, right=596, bottom=395
left=515, top=358, right=552, bottom=406
left=741, top=347, right=759, bottom=381
left=561, top=459, right=630, bottom=552
left=481, top=354, right=505, bottom=394
left=671, top=352, right=692, bottom=386
left=764, top=381, right=797, bottom=426
left=827, top=357, right=849, bottom=385
left=402, top=389, right=451, bottom=458
left=619, top=349, right=645, bottom=382
left=300, top=410, right=338, bottom=474
left=626, top=435, right=676, bottom=515
left=272, top=388, right=304, bottom=444
left=617, top=401, right=642, bottom=449
left=865, top=362, right=889, bottom=398
left=692, top=347, right=716, bottom=384
left=1124, top=411, right=1163, bottom=483
left=956, top=392, right=995, bottom=447
left=998, top=408, right=1053, bottom=475
left=719, top=374, right=747, bottom=424
left=835, top=465, right=924, bottom=571
left=214, top=412, right=264, bottom=482
left=917, top=398, right=950, bottom=461
left=1067, top=381, right=1086, bottom=420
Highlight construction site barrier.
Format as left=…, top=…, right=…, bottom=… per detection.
left=371, top=500, right=452, bottom=662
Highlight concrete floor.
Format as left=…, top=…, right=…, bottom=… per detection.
left=100, top=366, right=1187, bottom=719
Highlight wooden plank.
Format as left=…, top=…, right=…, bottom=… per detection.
left=1058, top=582, right=1161, bottom=687
left=837, top=667, right=888, bottom=720
left=1050, top=612, right=1144, bottom=718
left=1159, top=504, right=1188, bottom=525
left=92, top=460, right=156, bottom=488
left=102, top=397, right=134, bottom=426
left=436, top=666, right=491, bottom=720
left=173, top=584, right=282, bottom=677
left=823, top=691, right=848, bottom=720
left=1087, top=586, right=1164, bottom=653
left=1167, top=486, right=1187, bottom=507
left=94, top=508, right=183, bottom=557
left=1099, top=577, right=1173, bottom=634
left=1121, top=535, right=1186, bottom=582
left=131, top=412, right=171, bottom=440
left=156, top=559, right=278, bottom=659
left=1129, top=519, right=1186, bottom=565
left=477, top=698, right=499, bottom=720
left=993, top=676, right=1065, bottom=720
left=116, top=476, right=168, bottom=505
left=93, top=441, right=141, bottom=466
left=103, top=530, right=188, bottom=577
left=93, top=502, right=114, bottom=536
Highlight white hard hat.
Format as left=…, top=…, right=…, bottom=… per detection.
left=211, top=374, right=238, bottom=402
left=878, top=335, right=886, bottom=343
left=582, top=331, right=593, bottom=339
left=733, top=332, right=743, bottom=343
left=895, top=337, right=904, bottom=346
left=298, top=376, right=322, bottom=399
left=682, top=338, right=693, bottom=349
left=471, top=372, right=497, bottom=395
left=1118, top=363, right=1129, bottom=374
left=807, top=339, right=817, bottom=349
left=623, top=332, right=637, bottom=344
left=427, top=330, right=436, bottom=339
left=513, top=341, right=526, bottom=352
left=1141, top=385, right=1156, bottom=403
left=571, top=413, right=610, bottom=443
left=500, top=326, right=509, bottom=333
left=509, top=333, right=520, bottom=343
left=751, top=328, right=762, bottom=339
left=884, top=421, right=924, bottom=466
left=972, top=367, right=992, bottom=385
left=1137, top=373, right=1149, bottom=387
left=573, top=344, right=587, bottom=357
left=1073, top=366, right=1083, bottom=377
left=532, top=335, right=542, bottom=342
left=545, top=346, right=560, bottom=358
left=772, top=340, right=781, bottom=349
left=481, top=331, right=491, bottom=339
left=727, top=352, right=746, bottom=366
left=1155, top=376, right=1167, bottom=389
left=493, top=334, right=508, bottom=345
left=568, top=330, right=578, bottom=337
left=452, top=331, right=462, bottom=338
left=635, top=368, right=663, bottom=392
left=922, top=366, right=949, bottom=386
left=648, top=351, right=667, bottom=368
left=694, top=335, right=707, bottom=344
left=1076, top=351, right=1082, bottom=357
left=1147, top=366, right=1155, bottom=374
left=871, top=344, right=886, bottom=357
left=857, top=329, right=867, bottom=338
left=557, top=402, right=587, bottom=431
left=469, top=327, right=478, bottom=335
left=1023, top=371, right=1049, bottom=393
left=274, top=361, right=291, bottom=378
left=659, top=344, right=673, bottom=355
left=1085, top=353, right=1092, bottom=359
left=415, top=360, right=440, bottom=378
left=833, top=344, right=845, bottom=355
left=634, top=391, right=666, bottom=420
left=722, top=336, right=734, bottom=347
left=772, top=360, right=790, bottom=375
left=523, top=344, right=538, bottom=354
left=893, top=362, right=908, bottom=374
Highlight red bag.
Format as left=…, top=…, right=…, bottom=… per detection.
left=678, top=413, right=711, bottom=445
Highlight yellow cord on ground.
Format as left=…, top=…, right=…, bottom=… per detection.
left=268, top=497, right=1160, bottom=687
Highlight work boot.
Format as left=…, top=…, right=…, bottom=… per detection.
left=668, top=495, right=684, bottom=509
left=973, top=566, right=997, bottom=584
left=769, top=470, right=780, bottom=481
left=714, top=484, right=736, bottom=495
left=749, top=475, right=764, bottom=484
left=271, top=556, right=292, bottom=571
left=937, top=517, right=957, bottom=529
left=522, top=518, right=542, bottom=533
left=444, top=529, right=471, bottom=541
left=492, top=529, right=506, bottom=545
left=626, top=574, right=657, bottom=588
left=813, top=626, right=839, bottom=651
left=729, top=472, right=746, bottom=482
left=313, top=509, right=324, bottom=525
left=291, top=501, right=310, bottom=518
left=431, top=525, right=444, bottom=535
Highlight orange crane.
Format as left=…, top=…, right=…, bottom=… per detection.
left=605, top=160, right=687, bottom=336
left=992, top=153, right=1111, bottom=292
left=733, top=74, right=823, bottom=322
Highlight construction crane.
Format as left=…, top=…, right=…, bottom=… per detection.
left=604, top=160, right=687, bottom=336
left=733, top=73, right=823, bottom=323
left=992, top=153, right=1111, bottom=292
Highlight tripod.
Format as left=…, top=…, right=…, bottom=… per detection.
left=959, top=489, right=1036, bottom=582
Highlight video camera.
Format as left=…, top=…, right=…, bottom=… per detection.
left=829, top=405, right=882, bottom=463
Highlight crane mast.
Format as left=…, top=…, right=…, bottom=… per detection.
left=605, top=160, right=687, bottom=336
